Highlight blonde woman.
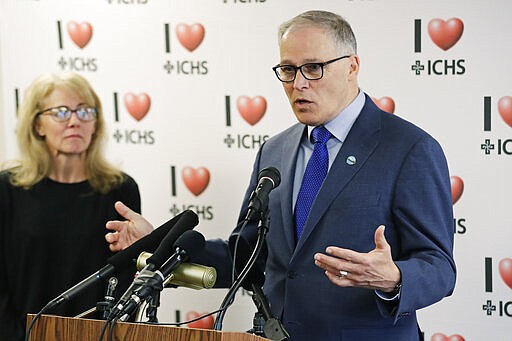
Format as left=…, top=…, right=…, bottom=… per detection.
left=0, top=72, right=140, bottom=340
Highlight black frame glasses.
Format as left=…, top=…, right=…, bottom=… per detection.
left=272, top=55, right=351, bottom=82
left=36, top=105, right=98, bottom=122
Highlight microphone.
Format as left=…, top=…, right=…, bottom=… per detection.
left=145, top=210, right=199, bottom=270
left=136, top=251, right=216, bottom=290
left=108, top=210, right=199, bottom=317
left=214, top=168, right=279, bottom=331
left=245, top=167, right=281, bottom=221
left=113, top=230, right=206, bottom=321
left=40, top=209, right=195, bottom=313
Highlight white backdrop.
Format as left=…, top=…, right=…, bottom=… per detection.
left=1, top=1, right=511, bottom=340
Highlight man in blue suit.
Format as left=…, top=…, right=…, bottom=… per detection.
left=106, top=10, right=456, bottom=341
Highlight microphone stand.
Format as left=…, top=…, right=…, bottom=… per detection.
left=250, top=284, right=289, bottom=341
left=213, top=209, right=270, bottom=331
left=145, top=290, right=160, bottom=323
left=96, top=277, right=118, bottom=320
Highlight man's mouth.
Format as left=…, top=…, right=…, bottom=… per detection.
left=294, top=98, right=312, bottom=105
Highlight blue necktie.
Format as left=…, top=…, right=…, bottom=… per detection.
left=295, top=125, right=331, bottom=240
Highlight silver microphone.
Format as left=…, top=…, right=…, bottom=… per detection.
left=136, top=251, right=216, bottom=290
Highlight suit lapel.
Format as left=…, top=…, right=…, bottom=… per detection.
left=293, top=98, right=383, bottom=256
left=279, top=124, right=305, bottom=253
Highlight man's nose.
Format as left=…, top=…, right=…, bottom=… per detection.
left=293, top=69, right=309, bottom=89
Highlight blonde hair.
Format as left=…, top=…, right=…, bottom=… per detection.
left=278, top=10, right=357, bottom=56
left=8, top=72, right=124, bottom=193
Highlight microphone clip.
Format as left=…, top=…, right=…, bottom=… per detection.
left=110, top=268, right=164, bottom=322
left=96, top=277, right=118, bottom=320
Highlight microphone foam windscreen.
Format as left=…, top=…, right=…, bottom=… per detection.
left=146, top=210, right=199, bottom=268
left=174, top=229, right=206, bottom=259
left=106, top=210, right=189, bottom=270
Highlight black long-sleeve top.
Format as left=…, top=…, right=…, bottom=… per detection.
left=0, top=171, right=141, bottom=341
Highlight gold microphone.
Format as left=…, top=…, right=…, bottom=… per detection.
left=136, top=252, right=216, bottom=290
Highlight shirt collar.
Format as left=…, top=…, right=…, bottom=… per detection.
left=306, top=90, right=365, bottom=143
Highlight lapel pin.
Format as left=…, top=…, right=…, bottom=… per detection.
left=346, top=155, right=356, bottom=165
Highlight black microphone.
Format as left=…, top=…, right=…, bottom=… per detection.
left=115, top=230, right=206, bottom=321
left=145, top=210, right=199, bottom=269
left=40, top=209, right=194, bottom=313
left=155, top=230, right=205, bottom=281
left=108, top=210, right=199, bottom=317
left=245, top=167, right=281, bottom=221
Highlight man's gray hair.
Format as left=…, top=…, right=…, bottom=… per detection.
left=278, top=10, right=357, bottom=55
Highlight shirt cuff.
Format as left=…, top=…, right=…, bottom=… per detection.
left=375, top=288, right=401, bottom=301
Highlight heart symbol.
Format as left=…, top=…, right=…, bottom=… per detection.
left=498, top=96, right=512, bottom=128
left=182, top=167, right=210, bottom=196
left=66, top=21, right=93, bottom=49
left=237, top=96, right=267, bottom=125
left=431, top=333, right=465, bottom=341
left=428, top=18, right=464, bottom=51
left=371, top=96, right=395, bottom=114
left=176, top=23, right=205, bottom=52
left=186, top=311, right=214, bottom=329
left=499, top=258, right=512, bottom=289
left=124, top=93, right=151, bottom=121
left=450, top=176, right=464, bottom=205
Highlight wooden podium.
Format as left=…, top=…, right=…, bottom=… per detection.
left=26, top=314, right=270, bottom=341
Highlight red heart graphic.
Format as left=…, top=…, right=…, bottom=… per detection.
left=498, top=96, right=512, bottom=128
left=66, top=21, right=93, bottom=49
left=182, top=167, right=210, bottom=196
left=237, top=96, right=267, bottom=125
left=450, top=176, right=464, bottom=205
left=176, top=23, right=205, bottom=52
left=124, top=93, right=151, bottom=121
left=428, top=18, right=464, bottom=51
left=431, top=333, right=465, bottom=341
left=371, top=96, right=395, bottom=114
left=186, top=311, right=214, bottom=329
left=499, top=258, right=512, bottom=289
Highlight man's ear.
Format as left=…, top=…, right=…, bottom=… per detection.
left=348, top=55, right=360, bottom=79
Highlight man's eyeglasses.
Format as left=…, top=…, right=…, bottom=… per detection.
left=36, top=105, right=98, bottom=122
left=272, top=55, right=351, bottom=82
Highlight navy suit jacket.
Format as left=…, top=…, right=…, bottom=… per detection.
left=200, top=94, right=456, bottom=341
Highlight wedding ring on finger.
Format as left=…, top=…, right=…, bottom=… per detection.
left=339, top=270, right=349, bottom=277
